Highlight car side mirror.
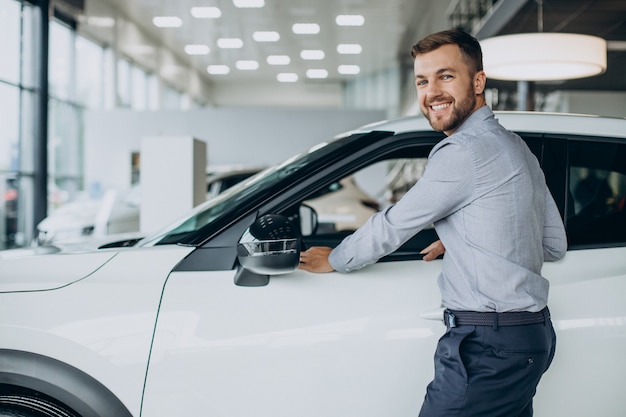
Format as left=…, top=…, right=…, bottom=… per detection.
left=299, top=204, right=318, bottom=236
left=235, top=214, right=301, bottom=287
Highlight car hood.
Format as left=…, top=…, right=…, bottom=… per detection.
left=0, top=251, right=117, bottom=292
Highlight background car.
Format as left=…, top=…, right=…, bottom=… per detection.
left=1, top=112, right=625, bottom=417
left=35, top=166, right=264, bottom=247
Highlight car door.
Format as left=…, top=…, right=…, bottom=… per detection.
left=140, top=138, right=448, bottom=417
left=529, top=135, right=626, bottom=417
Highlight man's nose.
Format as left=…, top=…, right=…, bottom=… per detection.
left=424, top=79, right=442, bottom=96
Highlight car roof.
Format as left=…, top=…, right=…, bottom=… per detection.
left=346, top=111, right=626, bottom=139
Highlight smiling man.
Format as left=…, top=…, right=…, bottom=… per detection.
left=300, top=29, right=567, bottom=416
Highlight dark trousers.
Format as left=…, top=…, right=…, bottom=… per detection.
left=419, top=319, right=556, bottom=417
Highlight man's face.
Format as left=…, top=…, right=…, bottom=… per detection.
left=413, top=44, right=485, bottom=135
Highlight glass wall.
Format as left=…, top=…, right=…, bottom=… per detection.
left=0, top=0, right=37, bottom=249
left=0, top=0, right=197, bottom=250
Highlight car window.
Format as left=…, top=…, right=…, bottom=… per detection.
left=566, top=140, right=626, bottom=248
left=292, top=147, right=436, bottom=261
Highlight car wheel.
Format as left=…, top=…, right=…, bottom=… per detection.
left=0, top=386, right=79, bottom=417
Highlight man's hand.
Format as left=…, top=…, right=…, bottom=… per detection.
left=420, top=240, right=445, bottom=261
left=299, top=246, right=335, bottom=273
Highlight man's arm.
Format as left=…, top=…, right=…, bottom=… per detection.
left=543, top=187, right=568, bottom=261
left=299, top=239, right=445, bottom=274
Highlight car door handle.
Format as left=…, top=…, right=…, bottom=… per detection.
left=419, top=307, right=445, bottom=321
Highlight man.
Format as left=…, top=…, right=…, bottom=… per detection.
left=299, top=29, right=567, bottom=416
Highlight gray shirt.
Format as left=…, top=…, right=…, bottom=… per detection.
left=328, top=106, right=567, bottom=312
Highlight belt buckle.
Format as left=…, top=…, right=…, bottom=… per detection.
left=447, top=312, right=457, bottom=328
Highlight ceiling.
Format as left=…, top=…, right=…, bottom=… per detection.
left=78, top=0, right=447, bottom=86
left=73, top=0, right=626, bottom=97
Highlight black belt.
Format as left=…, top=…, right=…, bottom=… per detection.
left=444, top=307, right=550, bottom=329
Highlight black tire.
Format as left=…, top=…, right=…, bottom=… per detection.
left=0, top=386, right=79, bottom=417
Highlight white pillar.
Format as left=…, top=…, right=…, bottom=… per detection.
left=140, top=136, right=207, bottom=233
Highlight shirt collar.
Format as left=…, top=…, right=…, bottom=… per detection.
left=452, top=105, right=494, bottom=136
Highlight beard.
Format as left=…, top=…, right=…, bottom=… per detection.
left=422, top=85, right=477, bottom=133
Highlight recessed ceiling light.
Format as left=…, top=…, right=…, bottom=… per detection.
left=267, top=55, right=291, bottom=65
left=277, top=73, right=299, bottom=82
left=306, top=69, right=328, bottom=79
left=292, top=23, right=320, bottom=34
left=337, top=44, right=362, bottom=54
left=336, top=15, right=365, bottom=26
left=184, top=44, right=210, bottom=55
left=300, top=50, right=325, bottom=60
left=152, top=16, right=183, bottom=28
left=253, top=31, right=280, bottom=42
left=207, top=65, right=230, bottom=75
left=233, top=0, right=265, bottom=8
left=217, top=38, right=244, bottom=49
left=190, top=7, right=222, bottom=19
left=338, top=65, right=360, bottom=75
left=236, top=60, right=260, bottom=70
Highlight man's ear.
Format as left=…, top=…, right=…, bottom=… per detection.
left=474, top=70, right=486, bottom=95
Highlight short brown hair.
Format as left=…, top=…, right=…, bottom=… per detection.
left=411, top=29, right=483, bottom=74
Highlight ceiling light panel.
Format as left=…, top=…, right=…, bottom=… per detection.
left=306, top=69, right=328, bottom=79
left=267, top=55, right=291, bottom=65
left=233, top=0, right=265, bottom=8
left=300, top=50, right=325, bottom=60
left=207, top=65, right=230, bottom=75
left=217, top=38, right=244, bottom=49
left=184, top=44, right=210, bottom=55
left=152, top=16, right=182, bottom=28
left=277, top=73, right=298, bottom=82
left=335, top=15, right=365, bottom=26
left=236, top=60, right=260, bottom=70
left=337, top=44, right=362, bottom=54
left=292, top=23, right=320, bottom=34
left=253, top=31, right=280, bottom=42
left=338, top=65, right=360, bottom=75
left=190, top=7, right=222, bottom=19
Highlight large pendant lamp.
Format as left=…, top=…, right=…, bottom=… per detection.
left=479, top=1, right=607, bottom=81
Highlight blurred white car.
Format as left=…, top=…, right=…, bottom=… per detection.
left=35, top=167, right=263, bottom=246
left=1, top=112, right=625, bottom=417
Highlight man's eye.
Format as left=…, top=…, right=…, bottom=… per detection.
left=442, top=74, right=453, bottom=80
left=416, top=80, right=427, bottom=87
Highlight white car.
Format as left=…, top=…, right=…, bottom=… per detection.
left=1, top=112, right=625, bottom=417
left=35, top=167, right=263, bottom=247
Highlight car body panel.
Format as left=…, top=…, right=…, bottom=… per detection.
left=142, top=260, right=443, bottom=416
left=535, top=247, right=626, bottom=416
left=0, top=251, right=117, bottom=291
left=0, top=245, right=194, bottom=416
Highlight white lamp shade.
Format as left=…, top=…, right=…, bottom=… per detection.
left=480, top=33, right=607, bottom=81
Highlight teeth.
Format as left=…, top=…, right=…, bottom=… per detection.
left=431, top=103, right=449, bottom=111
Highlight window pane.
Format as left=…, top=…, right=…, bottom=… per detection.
left=117, top=58, right=131, bottom=107
left=567, top=141, right=626, bottom=247
left=0, top=83, right=20, bottom=171
left=0, top=0, right=21, bottom=84
left=49, top=21, right=74, bottom=100
left=48, top=99, right=82, bottom=199
left=131, top=65, right=147, bottom=110
left=103, top=48, right=115, bottom=109
left=76, top=35, right=103, bottom=109
left=147, top=73, right=159, bottom=110
left=21, top=1, right=37, bottom=88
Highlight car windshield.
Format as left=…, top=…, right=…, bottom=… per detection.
left=138, top=132, right=375, bottom=247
